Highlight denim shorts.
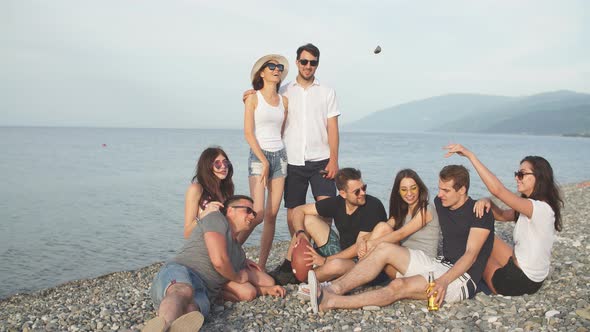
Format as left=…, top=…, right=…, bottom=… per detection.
left=248, top=148, right=287, bottom=180
left=150, top=262, right=211, bottom=317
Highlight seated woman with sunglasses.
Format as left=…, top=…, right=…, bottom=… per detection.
left=183, top=147, right=234, bottom=238
left=356, top=169, right=440, bottom=270
left=444, top=144, right=563, bottom=296
left=239, top=54, right=289, bottom=270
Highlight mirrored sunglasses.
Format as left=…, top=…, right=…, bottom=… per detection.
left=213, top=159, right=231, bottom=170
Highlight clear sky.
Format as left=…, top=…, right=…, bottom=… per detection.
left=1, top=0, right=588, bottom=128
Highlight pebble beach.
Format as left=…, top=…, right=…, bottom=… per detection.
left=2, top=183, right=590, bottom=332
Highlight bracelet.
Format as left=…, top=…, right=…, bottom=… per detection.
left=295, top=230, right=306, bottom=236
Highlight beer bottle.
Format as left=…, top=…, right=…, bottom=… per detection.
left=427, top=271, right=439, bottom=311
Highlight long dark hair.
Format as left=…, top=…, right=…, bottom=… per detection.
left=389, top=169, right=429, bottom=231
left=519, top=156, right=563, bottom=232
left=252, top=61, right=281, bottom=92
left=191, top=147, right=234, bottom=208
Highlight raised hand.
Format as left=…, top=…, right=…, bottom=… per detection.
left=442, top=143, right=472, bottom=159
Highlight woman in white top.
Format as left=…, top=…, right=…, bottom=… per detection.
left=444, top=144, right=563, bottom=295
left=240, top=54, right=289, bottom=270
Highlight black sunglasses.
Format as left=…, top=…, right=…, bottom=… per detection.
left=350, top=184, right=368, bottom=196
left=265, top=63, right=285, bottom=72
left=298, top=59, right=319, bottom=67
left=514, top=170, right=534, bottom=180
left=232, top=205, right=257, bottom=218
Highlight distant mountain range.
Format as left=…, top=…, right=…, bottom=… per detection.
left=345, top=90, right=590, bottom=136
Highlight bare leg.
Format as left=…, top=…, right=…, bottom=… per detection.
left=315, top=195, right=333, bottom=227
left=285, top=214, right=331, bottom=261
left=315, top=258, right=356, bottom=282
left=157, top=283, right=198, bottom=327
left=330, top=242, right=411, bottom=295
left=258, top=177, right=285, bottom=269
left=368, top=222, right=394, bottom=240
left=223, top=264, right=275, bottom=301
left=237, top=176, right=266, bottom=244
left=287, top=208, right=295, bottom=236
left=483, top=235, right=513, bottom=294
left=246, top=264, right=276, bottom=287
left=304, top=214, right=331, bottom=246
left=321, top=275, right=428, bottom=311
left=222, top=281, right=257, bottom=302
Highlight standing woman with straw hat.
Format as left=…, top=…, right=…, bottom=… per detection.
left=238, top=54, right=289, bottom=270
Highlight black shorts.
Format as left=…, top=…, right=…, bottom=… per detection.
left=284, top=159, right=336, bottom=208
left=492, top=256, right=544, bottom=296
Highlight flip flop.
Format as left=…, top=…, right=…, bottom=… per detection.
left=298, top=281, right=332, bottom=300
left=169, top=311, right=205, bottom=332
left=308, top=270, right=323, bottom=314
left=141, top=316, right=166, bottom=332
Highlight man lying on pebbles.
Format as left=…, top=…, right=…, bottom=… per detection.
left=143, top=195, right=285, bottom=332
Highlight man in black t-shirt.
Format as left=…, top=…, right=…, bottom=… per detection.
left=270, top=168, right=387, bottom=285
left=310, top=165, right=494, bottom=313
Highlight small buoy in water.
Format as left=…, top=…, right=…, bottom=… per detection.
left=102, top=143, right=107, bottom=147
left=374, top=45, right=382, bottom=54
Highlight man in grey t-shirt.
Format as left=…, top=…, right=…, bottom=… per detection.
left=143, top=195, right=285, bottom=332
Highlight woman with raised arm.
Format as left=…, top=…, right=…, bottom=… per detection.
left=240, top=54, right=289, bottom=270
left=444, top=144, right=563, bottom=296
left=183, top=147, right=234, bottom=238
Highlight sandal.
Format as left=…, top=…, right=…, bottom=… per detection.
left=308, top=270, right=324, bottom=314
left=297, top=281, right=332, bottom=300
left=169, top=311, right=205, bottom=332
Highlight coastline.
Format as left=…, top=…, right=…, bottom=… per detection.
left=1, top=183, right=589, bottom=331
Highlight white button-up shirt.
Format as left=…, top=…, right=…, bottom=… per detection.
left=280, top=79, right=340, bottom=166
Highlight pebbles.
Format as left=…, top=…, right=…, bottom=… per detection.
left=1, top=184, right=590, bottom=331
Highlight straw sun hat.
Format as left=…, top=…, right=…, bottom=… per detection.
left=250, top=54, right=289, bottom=82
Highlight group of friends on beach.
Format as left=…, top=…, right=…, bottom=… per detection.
left=141, top=43, right=564, bottom=332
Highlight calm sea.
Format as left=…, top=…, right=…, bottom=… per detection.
left=0, top=127, right=588, bottom=299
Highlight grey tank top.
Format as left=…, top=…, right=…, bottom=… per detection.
left=400, top=202, right=440, bottom=258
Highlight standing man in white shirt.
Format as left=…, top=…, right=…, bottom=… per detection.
left=242, top=44, right=341, bottom=276
left=280, top=43, right=341, bottom=236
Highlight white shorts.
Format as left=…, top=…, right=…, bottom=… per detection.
left=397, top=250, right=477, bottom=303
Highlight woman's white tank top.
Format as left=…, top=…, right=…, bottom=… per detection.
left=254, top=90, right=285, bottom=151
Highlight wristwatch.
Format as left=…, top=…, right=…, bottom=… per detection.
left=295, top=229, right=306, bottom=236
